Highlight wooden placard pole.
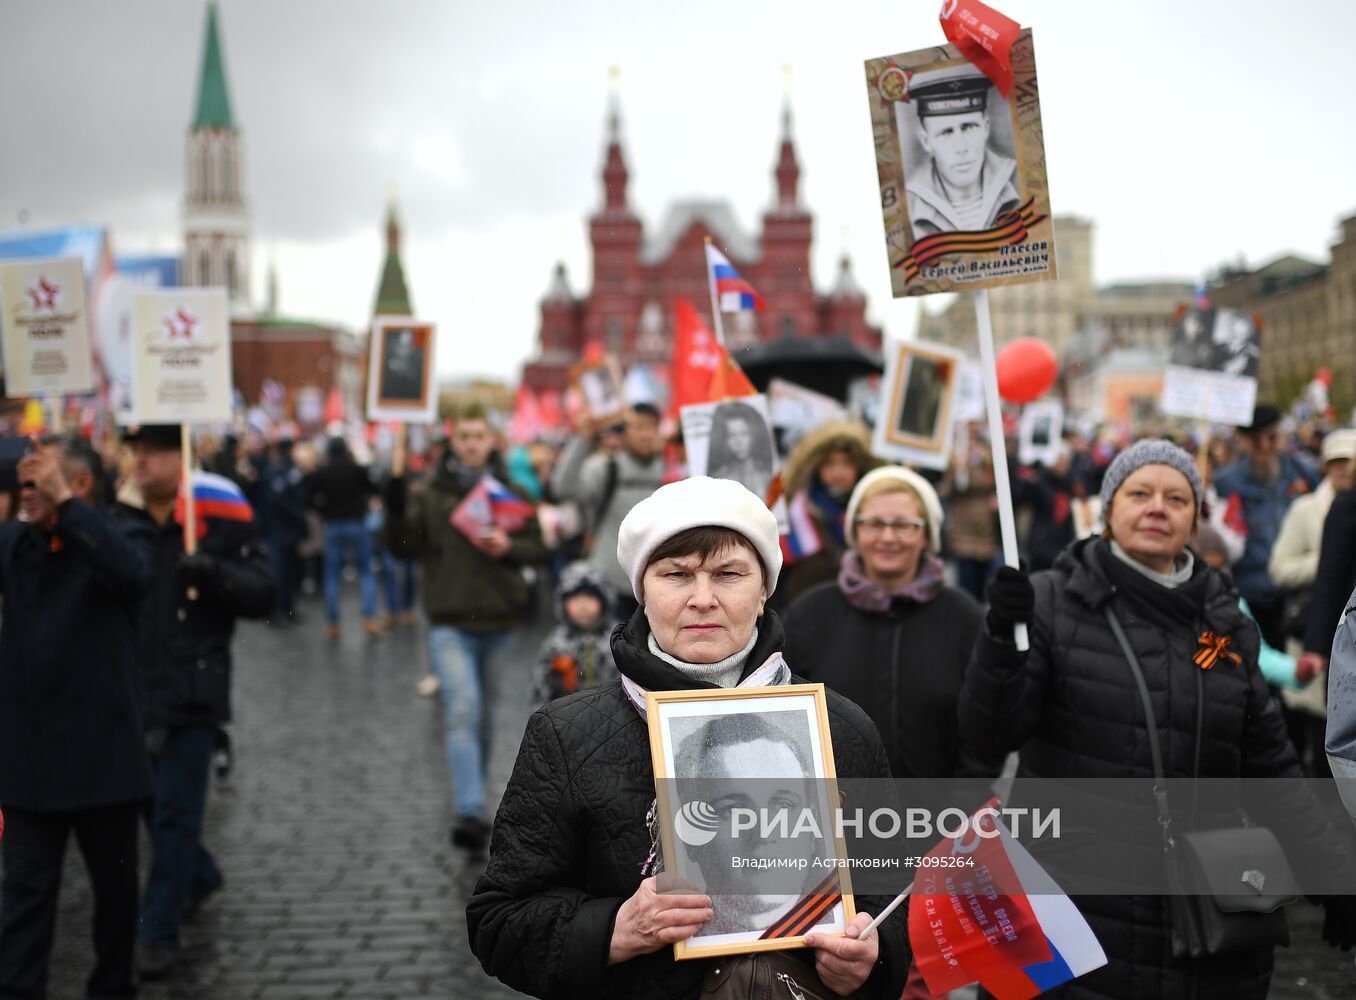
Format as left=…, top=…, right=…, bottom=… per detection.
left=703, top=236, right=728, bottom=348
left=180, top=422, right=197, bottom=556
left=974, top=290, right=1030, bottom=652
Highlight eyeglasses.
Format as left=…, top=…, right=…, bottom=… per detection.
left=854, top=516, right=926, bottom=539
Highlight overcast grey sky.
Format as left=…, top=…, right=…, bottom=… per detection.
left=3, top=1, right=1354, bottom=381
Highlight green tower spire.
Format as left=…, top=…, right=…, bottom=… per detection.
left=373, top=195, right=413, bottom=316
left=193, top=2, right=234, bottom=129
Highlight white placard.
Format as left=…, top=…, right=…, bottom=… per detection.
left=680, top=393, right=789, bottom=531
left=1160, top=307, right=1259, bottom=427
left=767, top=378, right=847, bottom=454
left=366, top=316, right=438, bottom=423
left=1161, top=367, right=1257, bottom=428
left=130, top=288, right=232, bottom=423
left=1018, top=399, right=1064, bottom=467
left=952, top=361, right=986, bottom=424
left=0, top=256, right=94, bottom=395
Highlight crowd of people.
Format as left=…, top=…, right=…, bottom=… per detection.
left=4, top=392, right=1356, bottom=998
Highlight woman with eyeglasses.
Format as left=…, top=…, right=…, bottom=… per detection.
left=783, top=466, right=996, bottom=783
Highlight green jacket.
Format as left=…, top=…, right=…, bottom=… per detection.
left=385, top=467, right=547, bottom=632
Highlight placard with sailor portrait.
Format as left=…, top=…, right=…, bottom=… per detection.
left=866, top=29, right=1056, bottom=296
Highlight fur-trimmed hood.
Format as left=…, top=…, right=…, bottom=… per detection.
left=781, top=419, right=881, bottom=499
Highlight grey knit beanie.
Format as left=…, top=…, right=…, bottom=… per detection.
left=1100, top=439, right=1203, bottom=515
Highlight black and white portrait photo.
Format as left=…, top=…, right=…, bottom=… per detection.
left=867, top=31, right=1055, bottom=296
left=366, top=317, right=438, bottom=422
left=707, top=400, right=776, bottom=502
left=576, top=360, right=625, bottom=420
left=894, top=352, right=952, bottom=445
left=1169, top=308, right=1217, bottom=371
left=896, top=64, right=1022, bottom=240
left=379, top=327, right=427, bottom=402
left=872, top=338, right=960, bottom=471
left=649, top=687, right=849, bottom=956
left=1210, top=309, right=1261, bottom=379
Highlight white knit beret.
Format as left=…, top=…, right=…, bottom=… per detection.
left=616, top=476, right=783, bottom=602
left=844, top=465, right=944, bottom=551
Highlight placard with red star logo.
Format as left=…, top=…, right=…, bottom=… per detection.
left=0, top=255, right=93, bottom=395
left=130, top=288, right=232, bottom=423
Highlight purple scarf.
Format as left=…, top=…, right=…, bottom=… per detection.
left=837, top=549, right=945, bottom=613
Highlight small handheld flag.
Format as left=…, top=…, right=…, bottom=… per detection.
left=175, top=470, right=253, bottom=545
left=704, top=241, right=766, bottom=313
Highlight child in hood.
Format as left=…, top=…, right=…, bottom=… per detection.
left=532, top=561, right=618, bottom=707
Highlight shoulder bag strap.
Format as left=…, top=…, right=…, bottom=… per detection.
left=1103, top=605, right=1175, bottom=843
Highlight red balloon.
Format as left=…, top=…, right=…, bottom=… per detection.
left=995, top=337, right=1058, bottom=404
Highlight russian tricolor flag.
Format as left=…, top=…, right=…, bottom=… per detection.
left=175, top=470, right=253, bottom=544
left=179, top=471, right=253, bottom=523
left=705, top=242, right=765, bottom=312
left=483, top=475, right=535, bottom=532
left=908, top=798, right=1107, bottom=999
left=779, top=492, right=824, bottom=564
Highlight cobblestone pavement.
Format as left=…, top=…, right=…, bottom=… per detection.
left=21, top=588, right=1356, bottom=998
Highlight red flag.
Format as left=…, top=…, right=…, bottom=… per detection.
left=537, top=389, right=564, bottom=431
left=939, top=0, right=1022, bottom=97
left=669, top=298, right=723, bottom=414
left=323, top=386, right=345, bottom=424
left=507, top=384, right=543, bottom=444
left=908, top=799, right=1051, bottom=997
left=706, top=344, right=758, bottom=402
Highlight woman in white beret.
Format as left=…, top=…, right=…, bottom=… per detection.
left=469, top=477, right=909, bottom=999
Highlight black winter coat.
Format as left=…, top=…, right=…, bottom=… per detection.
left=112, top=498, right=275, bottom=728
left=468, top=610, right=910, bottom=1000
left=0, top=500, right=155, bottom=811
left=304, top=460, right=375, bottom=522
left=1304, top=486, right=1356, bottom=655
left=784, top=580, right=995, bottom=780
left=960, top=537, right=1355, bottom=1000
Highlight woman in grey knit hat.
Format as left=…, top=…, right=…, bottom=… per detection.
left=959, top=438, right=1356, bottom=1000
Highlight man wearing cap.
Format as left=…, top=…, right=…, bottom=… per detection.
left=903, top=66, right=1021, bottom=239
left=112, top=424, right=275, bottom=980
left=551, top=402, right=665, bottom=621
left=1214, top=405, right=1321, bottom=647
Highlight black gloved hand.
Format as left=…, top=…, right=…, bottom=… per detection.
left=177, top=552, right=220, bottom=588
left=1322, top=895, right=1356, bottom=951
left=985, top=565, right=1034, bottom=637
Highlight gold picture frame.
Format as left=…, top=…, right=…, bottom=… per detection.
left=872, top=337, right=961, bottom=471
left=644, top=684, right=855, bottom=960
left=570, top=354, right=627, bottom=425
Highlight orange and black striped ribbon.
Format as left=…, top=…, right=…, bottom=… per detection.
left=897, top=198, right=1048, bottom=281
left=1194, top=631, right=1242, bottom=671
left=759, top=872, right=842, bottom=940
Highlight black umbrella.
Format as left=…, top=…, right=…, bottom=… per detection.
left=729, top=334, right=883, bottom=402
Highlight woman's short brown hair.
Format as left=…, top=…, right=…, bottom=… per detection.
left=645, top=526, right=767, bottom=586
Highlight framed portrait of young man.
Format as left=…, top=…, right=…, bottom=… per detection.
left=570, top=355, right=626, bottom=425
left=646, top=685, right=854, bottom=960
left=865, top=30, right=1056, bottom=297
left=872, top=337, right=961, bottom=471
left=366, top=316, right=437, bottom=423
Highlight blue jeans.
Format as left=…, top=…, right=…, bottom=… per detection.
left=427, top=626, right=509, bottom=819
left=323, top=520, right=376, bottom=624
left=140, top=727, right=220, bottom=949
left=378, top=549, right=415, bottom=616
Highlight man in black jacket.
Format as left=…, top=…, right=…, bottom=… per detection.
left=0, top=436, right=154, bottom=999
left=112, top=424, right=275, bottom=980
